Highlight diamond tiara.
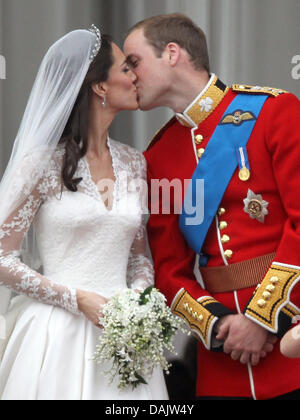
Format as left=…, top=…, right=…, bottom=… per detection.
left=88, top=24, right=102, bottom=62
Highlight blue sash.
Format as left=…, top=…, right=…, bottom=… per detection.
left=179, top=93, right=268, bottom=255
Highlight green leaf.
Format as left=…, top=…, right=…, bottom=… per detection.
left=135, top=372, right=148, bottom=385
left=139, top=286, right=154, bottom=305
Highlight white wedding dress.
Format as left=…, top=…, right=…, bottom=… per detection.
left=0, top=138, right=168, bottom=400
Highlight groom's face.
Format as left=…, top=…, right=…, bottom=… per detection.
left=124, top=29, right=170, bottom=111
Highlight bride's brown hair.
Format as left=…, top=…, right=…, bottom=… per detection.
left=59, top=34, right=113, bottom=192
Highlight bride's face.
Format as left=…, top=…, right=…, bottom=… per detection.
left=105, top=43, right=138, bottom=112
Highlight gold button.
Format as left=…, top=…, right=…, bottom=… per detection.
left=221, top=234, right=230, bottom=244
left=193, top=312, right=198, bottom=319
left=258, top=299, right=267, bottom=308
left=266, top=284, right=276, bottom=293
left=198, top=314, right=204, bottom=322
left=219, top=221, right=228, bottom=230
left=195, top=134, right=204, bottom=144
left=197, top=148, right=205, bottom=159
left=224, top=250, right=233, bottom=259
left=262, top=291, right=272, bottom=300
left=218, top=208, right=226, bottom=216
left=270, top=276, right=279, bottom=284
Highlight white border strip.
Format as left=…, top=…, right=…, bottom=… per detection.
left=194, top=254, right=205, bottom=289
left=197, top=296, right=219, bottom=350
left=289, top=301, right=300, bottom=314
left=234, top=290, right=257, bottom=400
left=184, top=73, right=216, bottom=117
left=215, top=215, right=229, bottom=266
left=170, top=288, right=185, bottom=310
left=273, top=261, right=300, bottom=270
left=175, top=73, right=216, bottom=128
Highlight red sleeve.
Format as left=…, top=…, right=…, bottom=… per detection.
left=245, top=93, right=300, bottom=336
left=145, top=160, right=233, bottom=350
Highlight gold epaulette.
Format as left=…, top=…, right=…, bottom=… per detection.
left=245, top=263, right=300, bottom=333
left=146, top=117, right=177, bottom=151
left=171, top=289, right=219, bottom=349
left=232, top=84, right=288, bottom=98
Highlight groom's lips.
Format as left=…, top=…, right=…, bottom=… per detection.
left=135, top=88, right=140, bottom=102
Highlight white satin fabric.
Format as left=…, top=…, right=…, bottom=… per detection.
left=0, top=139, right=168, bottom=400
left=0, top=299, right=167, bottom=400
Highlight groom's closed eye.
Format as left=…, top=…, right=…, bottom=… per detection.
left=126, top=56, right=140, bottom=69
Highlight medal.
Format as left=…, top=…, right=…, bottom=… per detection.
left=237, top=147, right=251, bottom=182
left=239, top=166, right=251, bottom=181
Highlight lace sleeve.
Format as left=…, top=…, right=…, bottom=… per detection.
left=127, top=220, right=154, bottom=292
left=126, top=151, right=154, bottom=291
left=0, top=162, right=79, bottom=315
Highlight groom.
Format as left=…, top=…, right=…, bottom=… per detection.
left=124, top=13, right=300, bottom=400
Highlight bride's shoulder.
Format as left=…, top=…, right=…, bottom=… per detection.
left=43, top=145, right=65, bottom=171
left=18, top=146, right=64, bottom=176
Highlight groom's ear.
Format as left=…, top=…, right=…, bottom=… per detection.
left=165, top=43, right=181, bottom=67
left=91, top=82, right=107, bottom=99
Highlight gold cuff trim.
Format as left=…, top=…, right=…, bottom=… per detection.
left=245, top=263, right=300, bottom=332
left=282, top=303, right=300, bottom=320
left=171, top=289, right=217, bottom=349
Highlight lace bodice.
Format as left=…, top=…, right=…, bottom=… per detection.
left=0, top=139, right=153, bottom=314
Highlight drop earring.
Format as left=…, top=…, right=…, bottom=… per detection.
left=102, top=94, right=106, bottom=108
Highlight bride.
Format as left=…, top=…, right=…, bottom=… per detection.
left=0, top=26, right=168, bottom=400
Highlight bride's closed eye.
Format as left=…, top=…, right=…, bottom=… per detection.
left=122, top=65, right=131, bottom=74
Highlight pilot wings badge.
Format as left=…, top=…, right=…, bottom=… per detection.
left=220, top=109, right=256, bottom=126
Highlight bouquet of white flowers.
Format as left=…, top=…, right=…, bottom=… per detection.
left=94, top=286, right=187, bottom=390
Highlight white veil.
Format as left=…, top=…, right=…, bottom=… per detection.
left=0, top=26, right=102, bottom=316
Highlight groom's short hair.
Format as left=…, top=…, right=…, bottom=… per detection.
left=127, top=13, right=210, bottom=73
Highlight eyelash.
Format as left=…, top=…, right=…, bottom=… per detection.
left=130, top=61, right=139, bottom=68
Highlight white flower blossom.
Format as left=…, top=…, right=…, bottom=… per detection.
left=93, top=287, right=188, bottom=390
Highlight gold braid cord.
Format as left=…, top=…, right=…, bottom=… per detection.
left=245, top=263, right=300, bottom=333
left=171, top=289, right=219, bottom=349
left=232, top=84, right=287, bottom=98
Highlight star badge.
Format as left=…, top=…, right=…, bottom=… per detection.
left=243, top=189, right=269, bottom=223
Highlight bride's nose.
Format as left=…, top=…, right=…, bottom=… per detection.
left=129, top=70, right=137, bottom=83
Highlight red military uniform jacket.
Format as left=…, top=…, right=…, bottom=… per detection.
left=144, top=74, right=300, bottom=399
